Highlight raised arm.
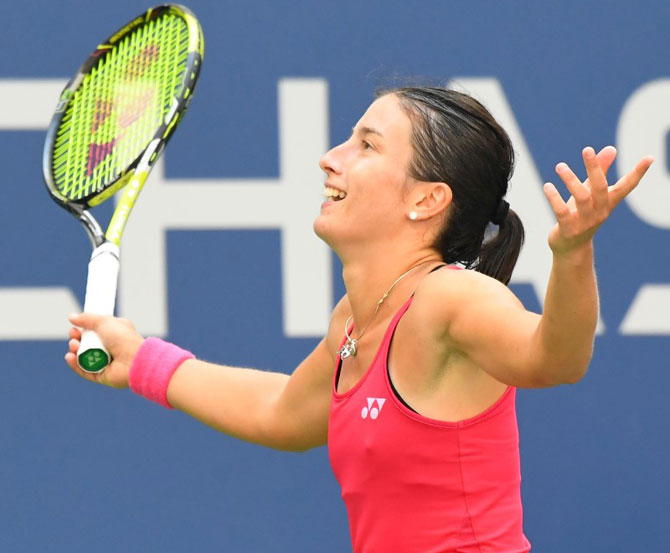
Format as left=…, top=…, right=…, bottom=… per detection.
left=536, top=145, right=652, bottom=381
left=423, top=146, right=652, bottom=388
left=66, top=310, right=340, bottom=452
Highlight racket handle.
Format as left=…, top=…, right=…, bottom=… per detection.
left=77, top=243, right=120, bottom=374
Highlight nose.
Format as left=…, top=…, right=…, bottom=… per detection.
left=319, top=142, right=345, bottom=175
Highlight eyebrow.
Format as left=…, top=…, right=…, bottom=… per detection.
left=352, top=125, right=384, bottom=138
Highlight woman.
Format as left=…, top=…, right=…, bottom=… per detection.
left=66, top=87, right=652, bottom=552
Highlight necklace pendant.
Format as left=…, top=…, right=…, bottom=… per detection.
left=338, top=338, right=358, bottom=360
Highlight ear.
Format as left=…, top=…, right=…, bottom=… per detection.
left=407, top=181, right=452, bottom=220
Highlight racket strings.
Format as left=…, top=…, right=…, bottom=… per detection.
left=52, top=13, right=191, bottom=201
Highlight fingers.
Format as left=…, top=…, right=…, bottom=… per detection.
left=581, top=147, right=609, bottom=212
left=69, top=326, right=82, bottom=340
left=546, top=148, right=654, bottom=256
left=553, top=146, right=649, bottom=218
left=555, top=161, right=591, bottom=211
left=555, top=146, right=616, bottom=188
left=543, top=182, right=571, bottom=225
left=608, top=155, right=654, bottom=208
left=68, top=337, right=80, bottom=354
left=64, top=351, right=78, bottom=371
left=595, top=145, right=617, bottom=175
left=68, top=312, right=104, bottom=330
left=64, top=350, right=101, bottom=384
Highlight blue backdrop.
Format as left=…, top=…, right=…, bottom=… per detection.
left=1, top=1, right=669, bottom=551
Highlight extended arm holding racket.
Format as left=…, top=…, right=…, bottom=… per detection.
left=44, top=4, right=204, bottom=373
left=65, top=311, right=333, bottom=451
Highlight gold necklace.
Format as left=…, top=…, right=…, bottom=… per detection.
left=338, top=261, right=435, bottom=360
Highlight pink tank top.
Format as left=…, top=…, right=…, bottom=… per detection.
left=328, top=296, right=531, bottom=553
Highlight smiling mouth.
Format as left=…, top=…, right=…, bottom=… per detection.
left=323, top=186, right=347, bottom=201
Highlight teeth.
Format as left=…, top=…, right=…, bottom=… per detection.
left=323, top=186, right=347, bottom=200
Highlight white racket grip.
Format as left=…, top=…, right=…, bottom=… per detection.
left=77, top=243, right=120, bottom=373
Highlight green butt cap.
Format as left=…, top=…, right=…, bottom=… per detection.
left=78, top=349, right=109, bottom=373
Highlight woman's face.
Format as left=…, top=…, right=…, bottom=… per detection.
left=313, top=94, right=415, bottom=250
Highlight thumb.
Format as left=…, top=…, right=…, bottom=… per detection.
left=68, top=312, right=104, bottom=330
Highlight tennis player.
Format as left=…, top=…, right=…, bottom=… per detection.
left=65, top=87, right=652, bottom=552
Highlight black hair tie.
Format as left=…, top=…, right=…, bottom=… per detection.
left=490, top=199, right=509, bottom=225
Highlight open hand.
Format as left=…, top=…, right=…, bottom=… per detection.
left=544, top=146, right=653, bottom=257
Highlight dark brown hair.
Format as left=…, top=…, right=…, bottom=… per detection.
left=381, top=86, right=524, bottom=285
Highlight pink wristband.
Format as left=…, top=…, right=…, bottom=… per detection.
left=129, top=337, right=194, bottom=409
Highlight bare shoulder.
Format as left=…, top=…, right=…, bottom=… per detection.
left=410, top=267, right=525, bottom=337
left=414, top=266, right=520, bottom=306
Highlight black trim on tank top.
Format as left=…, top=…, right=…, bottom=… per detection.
left=335, top=358, right=342, bottom=389
left=428, top=263, right=448, bottom=274
left=387, top=368, right=419, bottom=413
left=387, top=263, right=448, bottom=414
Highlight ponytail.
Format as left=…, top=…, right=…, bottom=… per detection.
left=434, top=207, right=524, bottom=285
left=474, top=208, right=524, bottom=285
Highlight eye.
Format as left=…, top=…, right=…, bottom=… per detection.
left=362, top=140, right=373, bottom=151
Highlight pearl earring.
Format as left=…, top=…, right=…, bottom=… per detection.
left=409, top=211, right=418, bottom=221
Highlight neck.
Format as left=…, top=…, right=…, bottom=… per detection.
left=342, top=246, right=443, bottom=335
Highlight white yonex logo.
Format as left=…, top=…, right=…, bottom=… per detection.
left=361, top=398, right=386, bottom=420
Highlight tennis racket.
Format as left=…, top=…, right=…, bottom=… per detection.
left=43, top=4, right=204, bottom=373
